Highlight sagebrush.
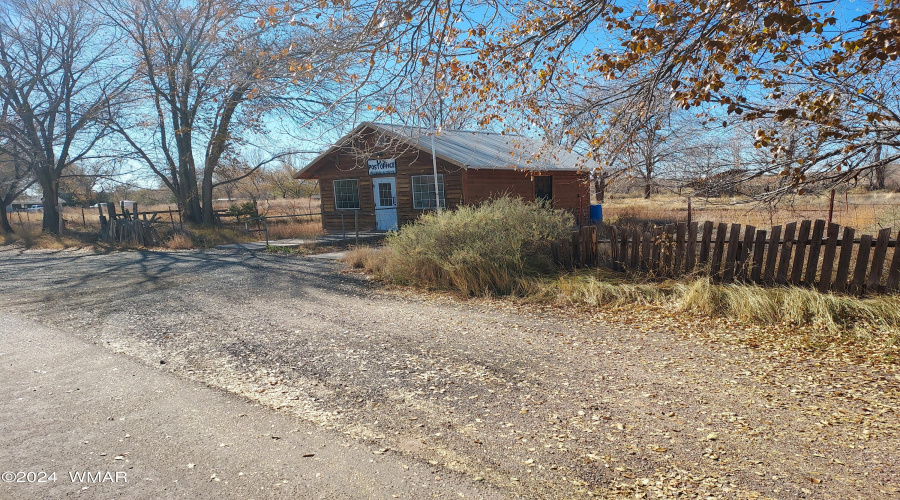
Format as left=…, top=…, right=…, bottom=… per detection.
left=360, top=197, right=574, bottom=295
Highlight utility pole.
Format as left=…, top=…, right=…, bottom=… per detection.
left=431, top=130, right=441, bottom=212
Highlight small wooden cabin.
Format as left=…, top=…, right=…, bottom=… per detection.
left=295, top=122, right=593, bottom=232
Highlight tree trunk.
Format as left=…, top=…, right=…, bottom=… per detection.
left=174, top=131, right=201, bottom=224
left=179, top=163, right=201, bottom=224
left=0, top=203, right=13, bottom=234
left=643, top=158, right=653, bottom=199
left=201, top=172, right=215, bottom=225
left=875, top=164, right=886, bottom=190
left=37, top=172, right=61, bottom=234
left=594, top=176, right=605, bottom=203
left=874, top=142, right=886, bottom=190
left=201, top=88, right=245, bottom=226
left=594, top=172, right=612, bottom=203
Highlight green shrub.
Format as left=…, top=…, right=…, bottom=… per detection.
left=227, top=201, right=258, bottom=217
left=378, top=196, right=573, bottom=295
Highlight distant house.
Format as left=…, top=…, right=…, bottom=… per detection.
left=7, top=196, right=66, bottom=212
left=294, top=122, right=593, bottom=231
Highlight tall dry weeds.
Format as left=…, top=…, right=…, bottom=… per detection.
left=347, top=197, right=573, bottom=295
left=534, top=273, right=900, bottom=351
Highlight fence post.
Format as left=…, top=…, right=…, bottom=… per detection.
left=827, top=188, right=835, bottom=226
left=775, top=222, right=797, bottom=285
left=737, top=224, right=756, bottom=281
left=571, top=230, right=581, bottom=266
left=805, top=220, right=826, bottom=286
left=867, top=228, right=892, bottom=291
left=609, top=225, right=619, bottom=269
left=674, top=222, right=686, bottom=273
left=710, top=223, right=728, bottom=278
left=763, top=225, right=782, bottom=284
left=662, top=224, right=675, bottom=275
left=818, top=223, right=840, bottom=292
left=687, top=196, right=692, bottom=226
left=685, top=222, right=698, bottom=273
left=790, top=220, right=811, bottom=285
left=698, top=221, right=713, bottom=266
left=630, top=227, right=641, bottom=269
left=651, top=227, right=661, bottom=270
left=723, top=223, right=741, bottom=281
left=641, top=230, right=652, bottom=271
left=581, top=225, right=597, bottom=266
left=887, top=230, right=900, bottom=290
left=751, top=229, right=767, bottom=283
left=852, top=234, right=873, bottom=294
left=833, top=227, right=856, bottom=293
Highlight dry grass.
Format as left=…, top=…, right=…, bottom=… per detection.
left=676, top=278, right=900, bottom=335
left=1, top=225, right=99, bottom=249
left=163, top=233, right=194, bottom=250
left=253, top=197, right=321, bottom=216
left=345, top=246, right=389, bottom=270
left=265, top=220, right=323, bottom=240
left=358, top=197, right=573, bottom=295
left=533, top=270, right=673, bottom=307
left=602, top=191, right=900, bottom=233
left=531, top=272, right=900, bottom=358
left=3, top=197, right=325, bottom=250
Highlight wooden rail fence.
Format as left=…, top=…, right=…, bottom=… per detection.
left=98, top=202, right=163, bottom=246
left=552, top=220, right=900, bottom=295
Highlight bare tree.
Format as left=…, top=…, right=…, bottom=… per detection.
left=0, top=148, right=34, bottom=234
left=458, top=0, right=900, bottom=200
left=58, top=160, right=119, bottom=206
left=0, top=0, right=126, bottom=233
left=105, top=0, right=382, bottom=225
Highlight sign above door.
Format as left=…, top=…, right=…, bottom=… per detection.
left=368, top=158, right=396, bottom=176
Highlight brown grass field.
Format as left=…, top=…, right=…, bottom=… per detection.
left=6, top=190, right=900, bottom=250
left=2, top=197, right=323, bottom=249
left=602, top=190, right=900, bottom=234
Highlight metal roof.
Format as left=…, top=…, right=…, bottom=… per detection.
left=294, top=122, right=598, bottom=178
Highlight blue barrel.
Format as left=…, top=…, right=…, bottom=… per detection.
left=589, top=204, right=603, bottom=223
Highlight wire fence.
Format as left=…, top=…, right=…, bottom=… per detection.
left=601, top=201, right=900, bottom=235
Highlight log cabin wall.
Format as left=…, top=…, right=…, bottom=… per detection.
left=464, top=169, right=591, bottom=225
left=305, top=124, right=593, bottom=231
left=317, top=148, right=465, bottom=232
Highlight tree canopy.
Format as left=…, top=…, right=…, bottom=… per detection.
left=448, top=0, right=900, bottom=197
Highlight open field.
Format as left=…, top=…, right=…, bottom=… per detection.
left=1, top=248, right=897, bottom=498
left=2, top=197, right=324, bottom=249
left=602, top=191, right=900, bottom=234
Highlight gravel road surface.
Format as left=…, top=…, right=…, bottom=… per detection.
left=0, top=314, right=501, bottom=500
left=1, top=248, right=898, bottom=499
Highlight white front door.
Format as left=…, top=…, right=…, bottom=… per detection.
left=372, top=177, right=398, bottom=231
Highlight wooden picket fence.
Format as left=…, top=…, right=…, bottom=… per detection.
left=602, top=220, right=900, bottom=295
left=551, top=226, right=600, bottom=270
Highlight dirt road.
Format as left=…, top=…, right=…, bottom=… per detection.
left=1, top=248, right=898, bottom=498
left=0, top=314, right=501, bottom=500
